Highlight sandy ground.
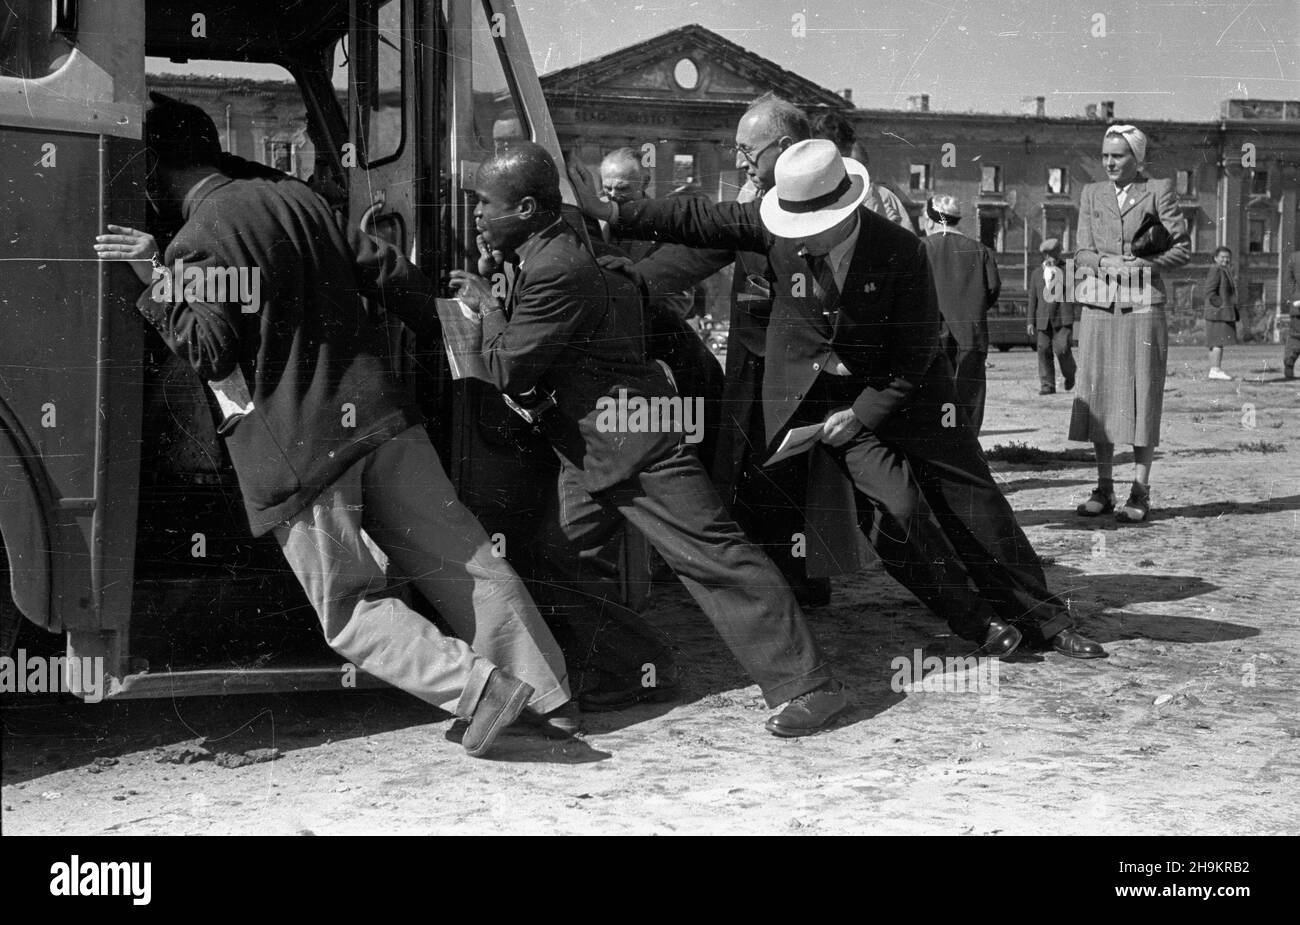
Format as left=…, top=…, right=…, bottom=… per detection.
left=3, top=345, right=1298, bottom=836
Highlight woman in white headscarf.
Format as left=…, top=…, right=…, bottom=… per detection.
left=1069, top=124, right=1190, bottom=523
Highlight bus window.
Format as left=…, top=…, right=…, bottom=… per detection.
left=362, top=0, right=404, bottom=166
left=0, top=0, right=73, bottom=79
left=470, top=0, right=528, bottom=153
left=144, top=58, right=318, bottom=181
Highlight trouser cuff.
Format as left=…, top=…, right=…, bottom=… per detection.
left=528, top=677, right=572, bottom=716
left=454, top=658, right=497, bottom=720
left=760, top=662, right=833, bottom=708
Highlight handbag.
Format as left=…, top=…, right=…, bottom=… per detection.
left=1130, top=210, right=1172, bottom=258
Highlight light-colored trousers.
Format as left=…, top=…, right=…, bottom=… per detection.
left=273, top=426, right=570, bottom=718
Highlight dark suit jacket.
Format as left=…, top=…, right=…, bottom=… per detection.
left=1074, top=176, right=1191, bottom=307
left=922, top=229, right=1000, bottom=352
left=136, top=167, right=423, bottom=536
left=1201, top=265, right=1239, bottom=322
left=1284, top=251, right=1300, bottom=316
left=610, top=196, right=948, bottom=448
left=627, top=218, right=774, bottom=358
left=480, top=220, right=679, bottom=493
left=1028, top=262, right=1076, bottom=330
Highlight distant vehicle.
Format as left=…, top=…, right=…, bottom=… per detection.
left=989, top=299, right=1035, bottom=351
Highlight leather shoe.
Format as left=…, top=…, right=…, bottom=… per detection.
left=765, top=679, right=849, bottom=737
left=1050, top=628, right=1107, bottom=659
left=1039, top=385, right=1055, bottom=395
left=579, top=674, right=681, bottom=712
left=1063, top=371, right=1075, bottom=391
left=462, top=669, right=533, bottom=757
left=976, top=617, right=1022, bottom=658
left=517, top=701, right=583, bottom=738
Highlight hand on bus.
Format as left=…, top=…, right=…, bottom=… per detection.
left=567, top=162, right=613, bottom=223
left=94, top=225, right=159, bottom=285
left=447, top=269, right=496, bottom=316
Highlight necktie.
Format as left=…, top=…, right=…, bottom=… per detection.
left=804, top=252, right=841, bottom=322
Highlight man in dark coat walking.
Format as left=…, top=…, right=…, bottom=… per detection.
left=1287, top=249, right=1300, bottom=379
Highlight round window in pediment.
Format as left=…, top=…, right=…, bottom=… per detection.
left=673, top=57, right=699, bottom=90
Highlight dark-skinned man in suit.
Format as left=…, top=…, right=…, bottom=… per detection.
left=569, top=139, right=1106, bottom=661
left=448, top=142, right=848, bottom=737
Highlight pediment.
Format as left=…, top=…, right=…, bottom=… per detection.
left=541, top=24, right=850, bottom=109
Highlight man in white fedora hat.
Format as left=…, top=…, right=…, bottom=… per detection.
left=571, top=138, right=1106, bottom=661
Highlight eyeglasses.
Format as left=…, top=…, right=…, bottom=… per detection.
left=719, top=138, right=779, bottom=168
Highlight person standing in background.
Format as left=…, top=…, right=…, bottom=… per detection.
left=921, top=193, right=1001, bottom=433
left=1028, top=238, right=1077, bottom=395
left=810, top=109, right=917, bottom=234
left=1283, top=249, right=1300, bottom=379
left=1070, top=124, right=1190, bottom=524
left=1201, top=246, right=1238, bottom=381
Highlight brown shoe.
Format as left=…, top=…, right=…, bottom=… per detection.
left=463, top=669, right=533, bottom=758
left=764, top=680, right=849, bottom=737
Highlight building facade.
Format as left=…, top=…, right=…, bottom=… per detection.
left=541, top=26, right=1300, bottom=341
left=151, top=25, right=1300, bottom=341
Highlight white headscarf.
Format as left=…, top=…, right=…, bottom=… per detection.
left=1104, top=124, right=1147, bottom=165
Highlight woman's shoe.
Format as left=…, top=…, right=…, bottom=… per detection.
left=1076, top=488, right=1116, bottom=517
left=1115, top=486, right=1151, bottom=523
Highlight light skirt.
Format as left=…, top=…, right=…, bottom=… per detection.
left=1068, top=306, right=1168, bottom=447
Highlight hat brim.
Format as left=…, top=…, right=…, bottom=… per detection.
left=759, top=158, right=871, bottom=239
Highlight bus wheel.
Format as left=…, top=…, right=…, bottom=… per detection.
left=1, top=541, right=20, bottom=657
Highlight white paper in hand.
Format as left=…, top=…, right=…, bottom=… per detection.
left=763, top=422, right=824, bottom=467
left=435, top=297, right=491, bottom=382
left=208, top=367, right=254, bottom=423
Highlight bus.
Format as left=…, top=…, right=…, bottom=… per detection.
left=0, top=0, right=641, bottom=699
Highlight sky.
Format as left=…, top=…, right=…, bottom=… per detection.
left=146, top=0, right=1299, bottom=123
left=514, top=0, right=1300, bottom=121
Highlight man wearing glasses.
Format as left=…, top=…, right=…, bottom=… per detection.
left=612, top=96, right=836, bottom=609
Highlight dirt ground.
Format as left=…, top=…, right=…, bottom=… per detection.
left=3, top=345, right=1298, bottom=836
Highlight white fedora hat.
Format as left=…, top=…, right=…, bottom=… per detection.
left=760, top=139, right=871, bottom=239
